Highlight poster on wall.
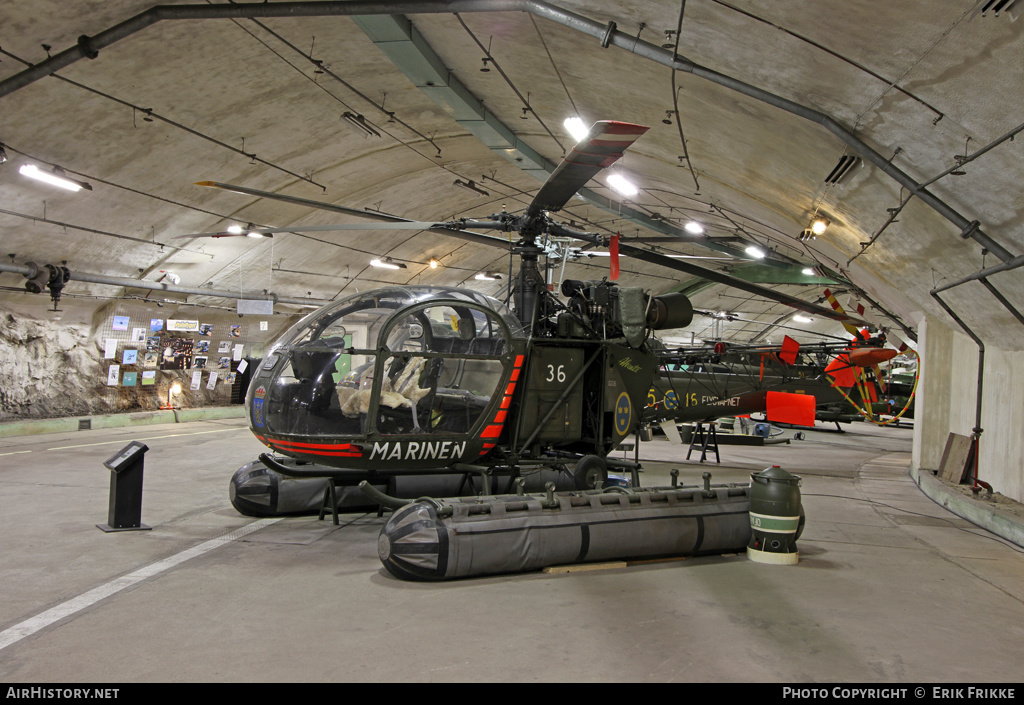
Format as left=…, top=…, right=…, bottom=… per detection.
left=196, top=340, right=210, bottom=354
left=217, top=341, right=231, bottom=353
left=218, top=357, right=231, bottom=369
left=107, top=365, right=120, bottom=386
left=168, top=319, right=199, bottom=332
left=150, top=319, right=164, bottom=332
left=199, top=323, right=214, bottom=336
left=193, top=356, right=208, bottom=369
left=206, top=372, right=218, bottom=390
left=233, top=344, right=244, bottom=361
left=226, top=372, right=237, bottom=384
left=230, top=325, right=241, bottom=338
left=103, top=338, right=117, bottom=359
left=144, top=352, right=158, bottom=366
left=123, top=371, right=138, bottom=387
left=141, top=370, right=156, bottom=386
left=236, top=359, right=248, bottom=374
left=112, top=316, right=129, bottom=331
left=160, top=337, right=194, bottom=370
left=190, top=369, right=202, bottom=390
left=146, top=336, right=161, bottom=352
left=122, top=349, right=138, bottom=365
left=131, top=328, right=147, bottom=343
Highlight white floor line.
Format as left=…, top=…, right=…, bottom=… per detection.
left=0, top=518, right=281, bottom=652
left=47, top=427, right=246, bottom=451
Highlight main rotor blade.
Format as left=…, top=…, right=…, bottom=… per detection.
left=177, top=222, right=448, bottom=238
left=528, top=121, right=649, bottom=217
left=194, top=180, right=511, bottom=249
left=617, top=242, right=867, bottom=326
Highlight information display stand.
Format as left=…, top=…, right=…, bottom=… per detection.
left=97, top=441, right=152, bottom=532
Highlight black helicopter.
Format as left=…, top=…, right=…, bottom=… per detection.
left=187, top=121, right=883, bottom=505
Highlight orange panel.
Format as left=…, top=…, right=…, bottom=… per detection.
left=766, top=391, right=816, bottom=427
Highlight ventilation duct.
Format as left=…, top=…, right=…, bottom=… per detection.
left=824, top=155, right=861, bottom=186
left=971, top=0, right=1020, bottom=20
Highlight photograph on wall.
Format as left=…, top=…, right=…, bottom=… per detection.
left=226, top=372, right=237, bottom=384
left=107, top=365, right=120, bottom=386
left=217, top=341, right=232, bottom=353
left=143, top=351, right=158, bottom=367
left=150, top=318, right=164, bottom=332
left=122, top=371, right=138, bottom=387
left=196, top=340, right=210, bottom=354
left=218, top=356, right=231, bottom=369
left=131, top=327, right=147, bottom=343
left=193, top=355, right=208, bottom=369
left=112, top=315, right=130, bottom=331
left=146, top=336, right=161, bottom=352
left=190, top=369, right=202, bottom=390
left=141, top=370, right=156, bottom=386
left=160, top=337, right=194, bottom=370
left=103, top=338, right=117, bottom=359
left=199, top=323, right=214, bottom=337
left=122, top=349, right=138, bottom=365
left=230, top=325, right=241, bottom=338
left=233, top=344, right=244, bottom=361
left=206, top=372, right=218, bottom=390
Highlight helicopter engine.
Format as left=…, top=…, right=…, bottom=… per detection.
left=559, top=280, right=693, bottom=347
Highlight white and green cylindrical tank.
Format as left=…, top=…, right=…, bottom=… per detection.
left=747, top=465, right=804, bottom=565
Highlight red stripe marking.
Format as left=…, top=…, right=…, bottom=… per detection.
left=510, top=369, right=520, bottom=381
left=481, top=424, right=503, bottom=439
left=514, top=354, right=524, bottom=368
left=500, top=396, right=512, bottom=409
left=271, top=439, right=360, bottom=450
left=494, top=410, right=507, bottom=423
left=506, top=383, right=516, bottom=396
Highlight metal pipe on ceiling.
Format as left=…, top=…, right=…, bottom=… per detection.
left=0, top=0, right=1013, bottom=264
left=0, top=262, right=328, bottom=307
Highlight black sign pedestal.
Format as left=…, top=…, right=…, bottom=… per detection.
left=97, top=441, right=153, bottom=532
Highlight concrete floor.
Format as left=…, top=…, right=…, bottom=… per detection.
left=1, top=416, right=1023, bottom=683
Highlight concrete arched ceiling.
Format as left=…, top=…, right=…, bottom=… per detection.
left=1, top=0, right=1022, bottom=349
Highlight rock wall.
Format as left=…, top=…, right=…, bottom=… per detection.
left=0, top=301, right=297, bottom=422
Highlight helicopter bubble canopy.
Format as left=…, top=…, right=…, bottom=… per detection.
left=247, top=286, right=526, bottom=455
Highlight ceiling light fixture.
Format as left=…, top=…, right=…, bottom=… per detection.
left=745, top=245, right=766, bottom=259
left=793, top=314, right=813, bottom=323
left=341, top=111, right=381, bottom=138
left=475, top=272, right=502, bottom=281
left=606, top=173, right=639, bottom=197
left=453, top=179, right=490, bottom=197
left=226, top=225, right=244, bottom=235
left=370, top=257, right=406, bottom=270
left=429, top=258, right=440, bottom=269
left=564, top=116, right=589, bottom=143
left=19, top=164, right=92, bottom=192
left=810, top=216, right=830, bottom=236
left=802, top=267, right=816, bottom=276
left=684, top=221, right=704, bottom=235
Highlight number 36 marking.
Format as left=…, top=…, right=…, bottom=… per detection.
left=545, top=364, right=566, bottom=383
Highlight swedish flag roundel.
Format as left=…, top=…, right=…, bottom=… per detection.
left=614, top=392, right=632, bottom=436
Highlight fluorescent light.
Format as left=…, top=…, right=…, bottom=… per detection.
left=606, top=173, right=638, bottom=197
left=475, top=272, right=502, bottom=281
left=684, top=221, right=704, bottom=235
left=745, top=245, right=765, bottom=259
left=370, top=257, right=406, bottom=270
left=19, top=164, right=92, bottom=192
left=793, top=315, right=813, bottom=323
left=802, top=267, right=815, bottom=276
left=564, top=116, right=589, bottom=143
left=226, top=225, right=244, bottom=235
